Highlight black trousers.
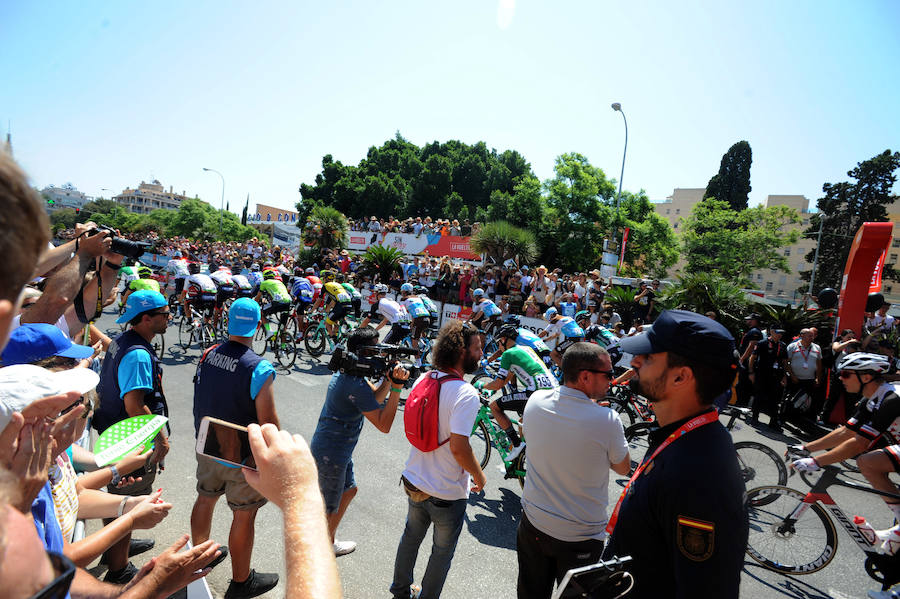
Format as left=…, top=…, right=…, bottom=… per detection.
left=516, top=512, right=605, bottom=599
left=752, top=376, right=784, bottom=425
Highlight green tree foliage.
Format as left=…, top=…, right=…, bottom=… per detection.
left=77, top=199, right=119, bottom=223
left=603, top=286, right=638, bottom=328
left=681, top=199, right=800, bottom=287
left=304, top=205, right=348, bottom=250
left=656, top=272, right=751, bottom=338
left=615, top=191, right=679, bottom=279
left=50, top=208, right=78, bottom=230
left=703, top=141, right=753, bottom=211
left=360, top=245, right=404, bottom=281
left=756, top=304, right=833, bottom=341
left=801, top=150, right=900, bottom=292
left=470, top=221, right=537, bottom=266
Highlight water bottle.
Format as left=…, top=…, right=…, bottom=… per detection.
left=854, top=515, right=879, bottom=545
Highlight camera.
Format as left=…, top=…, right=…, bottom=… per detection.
left=89, top=225, right=149, bottom=260
left=327, top=343, right=417, bottom=379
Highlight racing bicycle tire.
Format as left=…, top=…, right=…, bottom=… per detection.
left=606, top=396, right=636, bottom=428
left=734, top=441, right=788, bottom=505
left=745, top=485, right=837, bottom=575
left=178, top=318, right=193, bottom=351
left=471, top=419, right=491, bottom=470
left=152, top=333, right=165, bottom=360
left=252, top=324, right=268, bottom=356
left=304, top=323, right=328, bottom=357
left=513, top=448, right=527, bottom=489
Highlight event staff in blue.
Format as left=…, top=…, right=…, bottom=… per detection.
left=310, top=326, right=409, bottom=558
left=190, top=297, right=280, bottom=599
left=93, top=289, right=171, bottom=583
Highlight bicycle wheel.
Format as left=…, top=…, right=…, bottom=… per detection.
left=513, top=447, right=527, bottom=489
left=745, top=485, right=838, bottom=575
left=734, top=441, right=788, bottom=503
left=606, top=397, right=636, bottom=428
left=201, top=323, right=217, bottom=349
left=178, top=318, right=192, bottom=351
left=275, top=325, right=298, bottom=368
left=252, top=324, right=268, bottom=356
left=151, top=333, right=165, bottom=360
left=304, top=323, right=328, bottom=357
left=471, top=420, right=492, bottom=469
left=624, top=421, right=653, bottom=466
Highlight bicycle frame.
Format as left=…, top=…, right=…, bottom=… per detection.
left=473, top=403, right=524, bottom=472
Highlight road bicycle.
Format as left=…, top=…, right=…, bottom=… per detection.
left=745, top=465, right=900, bottom=590
left=469, top=395, right=526, bottom=488
left=303, top=314, right=350, bottom=358
left=252, top=310, right=298, bottom=368
left=623, top=405, right=788, bottom=496
left=178, top=302, right=217, bottom=353
left=605, top=383, right=654, bottom=429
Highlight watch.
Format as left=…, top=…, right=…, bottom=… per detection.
left=109, top=465, right=121, bottom=487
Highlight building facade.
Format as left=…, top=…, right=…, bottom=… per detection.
left=41, top=184, right=89, bottom=211
left=114, top=180, right=194, bottom=214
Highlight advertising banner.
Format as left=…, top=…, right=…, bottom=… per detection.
left=870, top=250, right=887, bottom=293
left=346, top=232, right=480, bottom=261
left=836, top=222, right=893, bottom=338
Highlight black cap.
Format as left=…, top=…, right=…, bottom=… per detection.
left=618, top=310, right=737, bottom=370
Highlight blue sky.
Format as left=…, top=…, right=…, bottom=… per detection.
left=2, top=1, right=898, bottom=215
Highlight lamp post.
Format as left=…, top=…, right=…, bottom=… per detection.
left=808, top=212, right=826, bottom=296
left=202, top=167, right=225, bottom=239
left=611, top=102, right=628, bottom=268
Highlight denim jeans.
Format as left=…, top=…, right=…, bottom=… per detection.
left=390, top=495, right=468, bottom=599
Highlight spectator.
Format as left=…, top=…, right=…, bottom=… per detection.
left=785, top=328, right=823, bottom=420
left=749, top=327, right=789, bottom=431
left=632, top=280, right=654, bottom=323
left=190, top=298, right=280, bottom=598
left=517, top=343, right=630, bottom=598
left=736, top=313, right=764, bottom=406
left=390, top=320, right=486, bottom=599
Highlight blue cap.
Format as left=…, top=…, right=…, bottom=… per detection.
left=618, top=310, right=737, bottom=369
left=1, top=323, right=94, bottom=365
left=228, top=297, right=261, bottom=337
left=116, top=290, right=167, bottom=324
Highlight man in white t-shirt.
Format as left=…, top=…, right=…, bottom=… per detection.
left=390, top=321, right=485, bottom=599
left=519, top=342, right=630, bottom=597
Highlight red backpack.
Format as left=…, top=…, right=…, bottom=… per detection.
left=404, top=371, right=463, bottom=452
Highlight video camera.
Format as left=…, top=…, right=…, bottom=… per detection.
left=88, top=225, right=150, bottom=260
left=327, top=343, right=418, bottom=379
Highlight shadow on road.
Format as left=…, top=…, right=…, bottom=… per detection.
left=465, top=487, right=521, bottom=550
left=742, top=562, right=835, bottom=598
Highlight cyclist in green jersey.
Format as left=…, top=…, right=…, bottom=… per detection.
left=338, top=273, right=362, bottom=318
left=255, top=270, right=292, bottom=338
left=475, top=324, right=559, bottom=461
left=120, top=265, right=160, bottom=306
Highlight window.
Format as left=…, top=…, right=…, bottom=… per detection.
left=673, top=223, right=678, bottom=229
left=676, top=209, right=680, bottom=214
left=779, top=275, right=787, bottom=285
left=757, top=274, right=763, bottom=281
left=778, top=289, right=784, bottom=296
left=893, top=239, right=900, bottom=248
left=892, top=254, right=898, bottom=263
left=666, top=209, right=670, bottom=214
left=784, top=248, right=791, bottom=256
left=765, top=282, right=773, bottom=291
left=888, top=286, right=894, bottom=294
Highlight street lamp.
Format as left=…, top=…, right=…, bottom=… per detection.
left=202, top=167, right=225, bottom=239
left=611, top=102, right=628, bottom=267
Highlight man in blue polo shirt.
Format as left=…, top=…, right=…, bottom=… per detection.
left=190, top=297, right=280, bottom=599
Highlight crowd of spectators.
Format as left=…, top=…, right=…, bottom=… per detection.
left=348, top=215, right=481, bottom=237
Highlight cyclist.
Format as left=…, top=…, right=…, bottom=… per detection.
left=181, top=262, right=217, bottom=328
left=475, top=324, right=559, bottom=465
left=209, top=265, right=235, bottom=329
left=576, top=310, right=622, bottom=366
left=121, top=265, right=161, bottom=309
left=165, top=250, right=190, bottom=297
left=246, top=263, right=264, bottom=295
left=789, top=352, right=900, bottom=553
left=339, top=274, right=363, bottom=319
left=469, top=288, right=502, bottom=335
left=484, top=317, right=553, bottom=369
left=290, top=268, right=315, bottom=339
left=539, top=307, right=584, bottom=367
left=399, top=282, right=431, bottom=367
left=359, top=283, right=411, bottom=344
left=414, top=285, right=440, bottom=323
left=305, top=267, right=323, bottom=304
left=230, top=263, right=255, bottom=299
left=255, top=269, right=292, bottom=339
left=117, top=262, right=139, bottom=306
left=310, top=270, right=353, bottom=340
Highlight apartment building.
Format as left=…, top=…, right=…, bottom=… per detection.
left=114, top=180, right=194, bottom=214
left=41, top=184, right=89, bottom=212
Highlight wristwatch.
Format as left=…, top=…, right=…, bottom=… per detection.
left=109, top=465, right=121, bottom=487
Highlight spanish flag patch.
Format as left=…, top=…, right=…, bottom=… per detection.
left=676, top=516, right=715, bottom=561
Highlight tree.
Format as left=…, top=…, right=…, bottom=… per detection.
left=656, top=272, right=751, bottom=339
left=360, top=245, right=404, bottom=281
left=470, top=221, right=537, bottom=266
left=50, top=208, right=77, bottom=230
left=77, top=198, right=120, bottom=223
left=801, top=150, right=900, bottom=292
left=304, top=205, right=348, bottom=250
left=241, top=195, right=249, bottom=226
left=704, top=141, right=753, bottom=210
left=615, top=191, right=679, bottom=279
left=681, top=198, right=800, bottom=287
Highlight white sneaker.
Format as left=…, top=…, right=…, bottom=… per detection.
left=506, top=443, right=525, bottom=463
left=333, top=540, right=356, bottom=556
left=878, top=525, right=900, bottom=555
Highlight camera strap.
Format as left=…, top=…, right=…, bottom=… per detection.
left=73, top=258, right=105, bottom=325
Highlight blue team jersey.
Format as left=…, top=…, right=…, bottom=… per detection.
left=420, top=296, right=439, bottom=317
left=475, top=299, right=502, bottom=317
left=560, top=319, right=585, bottom=339
left=291, top=277, right=314, bottom=303
left=558, top=302, right=577, bottom=318
left=404, top=297, right=430, bottom=318
left=516, top=328, right=550, bottom=353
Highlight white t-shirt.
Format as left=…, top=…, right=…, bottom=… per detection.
left=520, top=275, right=533, bottom=293
left=377, top=298, right=411, bottom=324
left=11, top=313, right=71, bottom=339
left=868, top=313, right=896, bottom=331
left=402, top=372, right=480, bottom=500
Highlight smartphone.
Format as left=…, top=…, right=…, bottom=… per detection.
left=195, top=417, right=257, bottom=470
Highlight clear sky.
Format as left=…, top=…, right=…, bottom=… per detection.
left=2, top=1, right=898, bottom=215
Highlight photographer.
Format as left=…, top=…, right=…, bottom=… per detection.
left=311, top=326, right=409, bottom=556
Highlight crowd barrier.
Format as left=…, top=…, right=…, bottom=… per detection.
left=346, top=231, right=481, bottom=262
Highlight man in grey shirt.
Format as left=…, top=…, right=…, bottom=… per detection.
left=518, top=342, right=631, bottom=599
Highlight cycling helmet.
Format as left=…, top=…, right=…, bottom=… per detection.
left=293, top=266, right=304, bottom=276
left=836, top=352, right=891, bottom=374
left=262, top=270, right=277, bottom=280
left=321, top=269, right=335, bottom=282
left=188, top=262, right=200, bottom=275
left=305, top=267, right=315, bottom=275
left=574, top=310, right=590, bottom=323
left=137, top=266, right=153, bottom=278
left=335, top=273, right=345, bottom=283
left=374, top=283, right=389, bottom=293
left=544, top=307, right=558, bottom=320
left=504, top=314, right=521, bottom=326
left=472, top=288, right=484, bottom=298
left=497, top=324, right=519, bottom=340
left=400, top=283, right=414, bottom=294
left=250, top=263, right=261, bottom=272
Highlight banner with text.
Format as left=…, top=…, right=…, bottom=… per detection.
left=347, top=232, right=480, bottom=262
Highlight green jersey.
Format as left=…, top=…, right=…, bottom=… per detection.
left=129, top=278, right=161, bottom=293
left=498, top=345, right=558, bottom=392
left=341, top=282, right=362, bottom=299
left=260, top=279, right=291, bottom=303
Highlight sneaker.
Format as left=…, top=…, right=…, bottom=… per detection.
left=879, top=525, right=900, bottom=555
left=506, top=442, right=525, bottom=463
left=104, top=561, right=138, bottom=584
left=224, top=569, right=279, bottom=599
left=333, top=540, right=357, bottom=556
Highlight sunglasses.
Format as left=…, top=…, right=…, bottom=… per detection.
left=150, top=309, right=170, bottom=317
left=29, top=551, right=75, bottom=599
left=583, top=368, right=615, bottom=379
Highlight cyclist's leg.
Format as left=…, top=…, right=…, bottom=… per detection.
left=490, top=391, right=529, bottom=447
left=858, top=447, right=900, bottom=522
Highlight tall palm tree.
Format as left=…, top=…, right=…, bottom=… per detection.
left=305, top=205, right=348, bottom=250
left=470, top=221, right=537, bottom=266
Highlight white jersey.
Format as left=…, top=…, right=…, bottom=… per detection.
left=166, top=258, right=190, bottom=279
left=231, top=274, right=253, bottom=290
left=210, top=270, right=234, bottom=287
left=187, top=273, right=217, bottom=293
left=378, top=298, right=411, bottom=325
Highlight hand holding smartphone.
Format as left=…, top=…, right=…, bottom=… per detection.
left=196, top=417, right=257, bottom=470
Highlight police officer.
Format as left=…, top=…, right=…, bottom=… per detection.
left=737, top=312, right=764, bottom=406
left=190, top=297, right=280, bottom=599
left=602, top=310, right=748, bottom=598
left=93, top=289, right=171, bottom=583
left=749, top=327, right=789, bottom=431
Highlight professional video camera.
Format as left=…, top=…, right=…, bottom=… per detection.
left=87, top=225, right=149, bottom=260
left=327, top=343, right=418, bottom=379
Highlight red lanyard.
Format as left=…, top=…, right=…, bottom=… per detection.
left=606, top=410, right=720, bottom=534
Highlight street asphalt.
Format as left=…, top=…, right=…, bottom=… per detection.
left=83, top=307, right=892, bottom=598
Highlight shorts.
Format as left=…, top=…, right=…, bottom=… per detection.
left=884, top=446, right=900, bottom=473
left=384, top=322, right=410, bottom=345
left=411, top=316, right=431, bottom=339
left=215, top=286, right=234, bottom=308
left=495, top=390, right=530, bottom=414
left=555, top=337, right=583, bottom=354
left=326, top=302, right=350, bottom=326
left=314, top=455, right=356, bottom=514
left=262, top=301, right=291, bottom=317
left=107, top=462, right=157, bottom=497
left=292, top=299, right=311, bottom=315
left=174, top=278, right=186, bottom=295
left=195, top=454, right=267, bottom=511
left=350, top=297, right=362, bottom=318
left=187, top=294, right=216, bottom=313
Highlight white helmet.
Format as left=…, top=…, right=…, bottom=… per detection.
left=836, top=352, right=891, bottom=374
left=400, top=283, right=414, bottom=294
left=472, top=288, right=484, bottom=298
left=374, top=283, right=389, bottom=293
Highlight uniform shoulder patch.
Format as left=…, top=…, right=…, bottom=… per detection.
left=676, top=516, right=715, bottom=561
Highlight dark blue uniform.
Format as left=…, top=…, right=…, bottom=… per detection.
left=603, top=409, right=748, bottom=598
left=193, top=341, right=265, bottom=433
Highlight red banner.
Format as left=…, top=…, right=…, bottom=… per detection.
left=619, top=227, right=630, bottom=265
left=870, top=250, right=887, bottom=293
left=836, top=222, right=893, bottom=338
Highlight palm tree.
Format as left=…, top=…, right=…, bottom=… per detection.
left=305, top=205, right=348, bottom=250
left=470, top=221, right=537, bottom=266
left=603, top=286, right=637, bottom=329
left=656, top=272, right=751, bottom=338
left=361, top=245, right=404, bottom=281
